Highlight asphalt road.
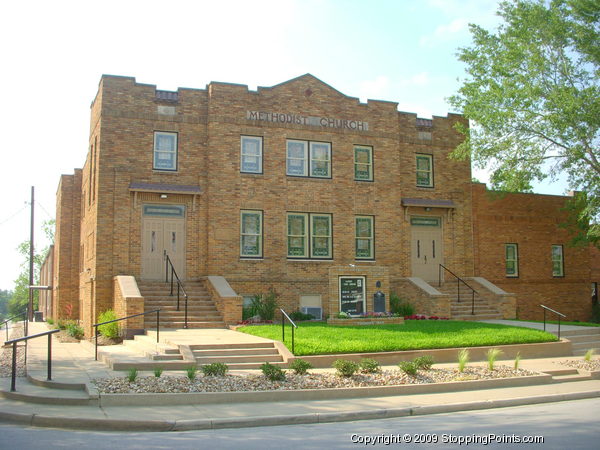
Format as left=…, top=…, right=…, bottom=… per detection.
left=0, top=398, right=598, bottom=449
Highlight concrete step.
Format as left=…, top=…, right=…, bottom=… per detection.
left=0, top=377, right=92, bottom=405
left=554, top=328, right=600, bottom=337
left=552, top=373, right=594, bottom=383
left=189, top=342, right=275, bottom=350
left=195, top=354, right=283, bottom=364
left=567, top=335, right=600, bottom=343
left=160, top=321, right=227, bottom=329
left=453, top=314, right=504, bottom=321
left=571, top=342, right=600, bottom=351
left=192, top=347, right=280, bottom=357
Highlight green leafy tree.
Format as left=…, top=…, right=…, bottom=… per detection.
left=0, top=289, right=12, bottom=321
left=449, top=0, right=599, bottom=245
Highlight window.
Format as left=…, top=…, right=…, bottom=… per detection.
left=552, top=245, right=564, bottom=277
left=153, top=131, right=177, bottom=171
left=416, top=154, right=433, bottom=187
left=287, top=213, right=332, bottom=259
left=286, top=140, right=331, bottom=178
left=354, top=146, right=373, bottom=181
left=355, top=216, right=374, bottom=259
left=240, top=136, right=262, bottom=173
left=505, top=243, right=519, bottom=277
left=240, top=210, right=263, bottom=258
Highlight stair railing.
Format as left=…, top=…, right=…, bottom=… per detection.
left=540, top=304, right=566, bottom=340
left=1, top=308, right=28, bottom=341
left=280, top=308, right=298, bottom=355
left=439, top=264, right=478, bottom=315
left=164, top=250, right=188, bottom=329
left=93, top=309, right=160, bottom=361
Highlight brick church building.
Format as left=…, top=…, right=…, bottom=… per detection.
left=39, top=74, right=598, bottom=336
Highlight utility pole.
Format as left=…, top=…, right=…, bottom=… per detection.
left=28, top=186, right=34, bottom=322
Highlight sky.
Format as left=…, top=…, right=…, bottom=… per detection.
left=0, top=0, right=570, bottom=292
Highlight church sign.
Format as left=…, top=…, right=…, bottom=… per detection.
left=339, top=276, right=366, bottom=315
left=247, top=110, right=369, bottom=131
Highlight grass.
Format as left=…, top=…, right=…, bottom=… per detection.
left=512, top=319, right=600, bottom=327
left=238, top=321, right=557, bottom=356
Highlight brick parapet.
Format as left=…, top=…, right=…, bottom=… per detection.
left=113, top=276, right=145, bottom=338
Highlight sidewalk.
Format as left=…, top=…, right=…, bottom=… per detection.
left=0, top=321, right=599, bottom=431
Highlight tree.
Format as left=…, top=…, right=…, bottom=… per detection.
left=448, top=0, right=599, bottom=245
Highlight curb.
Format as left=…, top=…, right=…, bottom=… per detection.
left=1, top=389, right=599, bottom=431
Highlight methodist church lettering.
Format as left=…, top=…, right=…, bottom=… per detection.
left=247, top=111, right=369, bottom=131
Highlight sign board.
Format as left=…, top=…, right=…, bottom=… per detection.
left=339, top=276, right=366, bottom=315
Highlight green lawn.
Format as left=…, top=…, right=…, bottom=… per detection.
left=238, top=321, right=557, bottom=356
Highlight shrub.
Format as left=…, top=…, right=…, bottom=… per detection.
left=289, top=358, right=312, bottom=375
left=514, top=352, right=521, bottom=370
left=201, top=362, right=229, bottom=377
left=185, top=365, right=198, bottom=381
left=56, top=319, right=68, bottom=330
left=261, top=362, right=286, bottom=381
left=389, top=293, right=415, bottom=317
left=289, top=310, right=314, bottom=321
left=413, top=355, right=434, bottom=370
left=333, top=359, right=359, bottom=377
left=359, top=358, right=381, bottom=374
left=66, top=322, right=84, bottom=340
left=153, top=367, right=163, bottom=378
left=97, top=309, right=119, bottom=339
left=126, top=368, right=138, bottom=383
left=486, top=348, right=502, bottom=371
left=398, top=361, right=418, bottom=376
left=46, top=318, right=54, bottom=325
left=458, top=349, right=469, bottom=373
left=584, top=349, right=595, bottom=361
left=336, top=311, right=350, bottom=319
left=250, top=287, right=279, bottom=321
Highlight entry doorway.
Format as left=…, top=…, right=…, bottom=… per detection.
left=141, top=204, right=186, bottom=280
left=410, top=216, right=443, bottom=282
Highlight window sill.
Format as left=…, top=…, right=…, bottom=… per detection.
left=287, top=259, right=334, bottom=262
left=240, top=257, right=264, bottom=261
left=355, top=259, right=376, bottom=263
left=152, top=169, right=179, bottom=174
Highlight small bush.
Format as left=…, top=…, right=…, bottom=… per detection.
left=66, top=322, right=84, bottom=340
left=336, top=311, right=350, bottom=319
left=153, top=367, right=163, bottom=378
left=289, top=358, right=313, bottom=375
left=398, top=361, right=418, bottom=376
left=413, top=355, right=434, bottom=370
left=514, top=352, right=521, bottom=370
left=333, top=359, right=359, bottom=377
left=56, top=319, right=68, bottom=330
left=458, top=349, right=469, bottom=373
left=46, top=318, right=54, bottom=325
left=289, top=310, right=314, bottom=321
left=486, top=348, right=502, bottom=371
left=185, top=365, right=198, bottom=381
left=97, top=309, right=120, bottom=339
left=202, top=362, right=229, bottom=377
left=359, top=358, right=381, bottom=374
left=389, top=293, right=415, bottom=317
left=126, top=368, right=138, bottom=383
left=261, top=362, right=286, bottom=381
left=250, top=287, right=279, bottom=321
left=584, top=349, right=595, bottom=361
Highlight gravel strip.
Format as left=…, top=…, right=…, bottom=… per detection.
left=0, top=323, right=26, bottom=378
left=560, top=358, right=600, bottom=372
left=93, top=366, right=538, bottom=394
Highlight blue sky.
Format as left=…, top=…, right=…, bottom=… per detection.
left=0, top=0, right=569, bottom=291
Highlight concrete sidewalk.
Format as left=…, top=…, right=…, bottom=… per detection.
left=0, top=321, right=599, bottom=431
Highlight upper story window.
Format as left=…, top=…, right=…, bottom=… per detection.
left=355, top=216, right=374, bottom=260
left=286, top=140, right=331, bottom=178
left=505, top=243, right=519, bottom=277
left=552, top=245, right=564, bottom=277
left=416, top=154, right=433, bottom=187
left=240, top=210, right=263, bottom=258
left=153, top=131, right=177, bottom=171
left=354, top=146, right=373, bottom=181
left=240, top=136, right=263, bottom=174
left=287, top=212, right=332, bottom=259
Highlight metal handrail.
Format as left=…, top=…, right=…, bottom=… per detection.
left=540, top=304, right=566, bottom=339
left=1, top=308, right=28, bottom=341
left=439, top=264, right=478, bottom=315
left=164, top=251, right=188, bottom=329
left=92, top=309, right=161, bottom=360
left=280, top=308, right=298, bottom=355
left=4, top=328, right=60, bottom=392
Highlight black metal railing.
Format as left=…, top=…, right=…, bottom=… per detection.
left=540, top=304, right=566, bottom=340
left=4, top=328, right=60, bottom=392
left=92, top=309, right=161, bottom=361
left=280, top=308, right=298, bottom=355
left=164, top=251, right=188, bottom=329
left=439, top=264, right=478, bottom=315
left=1, top=308, right=28, bottom=341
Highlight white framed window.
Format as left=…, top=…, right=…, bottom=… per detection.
left=355, top=216, right=374, bottom=259
left=354, top=146, right=373, bottom=181
left=552, top=245, right=564, bottom=277
left=240, top=210, right=263, bottom=258
left=416, top=153, right=433, bottom=187
left=240, top=136, right=263, bottom=173
left=505, top=243, right=519, bottom=277
left=287, top=212, right=332, bottom=259
left=153, top=131, right=177, bottom=171
left=287, top=140, right=331, bottom=178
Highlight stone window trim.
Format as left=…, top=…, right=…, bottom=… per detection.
left=240, top=135, right=263, bottom=174
left=355, top=215, right=375, bottom=260
left=286, top=140, right=332, bottom=179
left=416, top=153, right=434, bottom=188
left=505, top=243, right=519, bottom=278
left=286, top=212, right=333, bottom=260
left=153, top=131, right=178, bottom=172
left=354, top=145, right=373, bottom=182
left=552, top=244, right=565, bottom=278
left=240, top=210, right=263, bottom=259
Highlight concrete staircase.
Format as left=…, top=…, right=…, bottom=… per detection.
left=552, top=328, right=600, bottom=356
left=437, top=281, right=503, bottom=321
left=190, top=342, right=285, bottom=370
left=138, top=281, right=226, bottom=329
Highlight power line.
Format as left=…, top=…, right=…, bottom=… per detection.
left=35, top=201, right=55, bottom=220
left=0, top=205, right=28, bottom=226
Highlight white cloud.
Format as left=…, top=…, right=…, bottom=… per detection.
left=358, top=75, right=391, bottom=102
left=419, top=18, right=470, bottom=47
